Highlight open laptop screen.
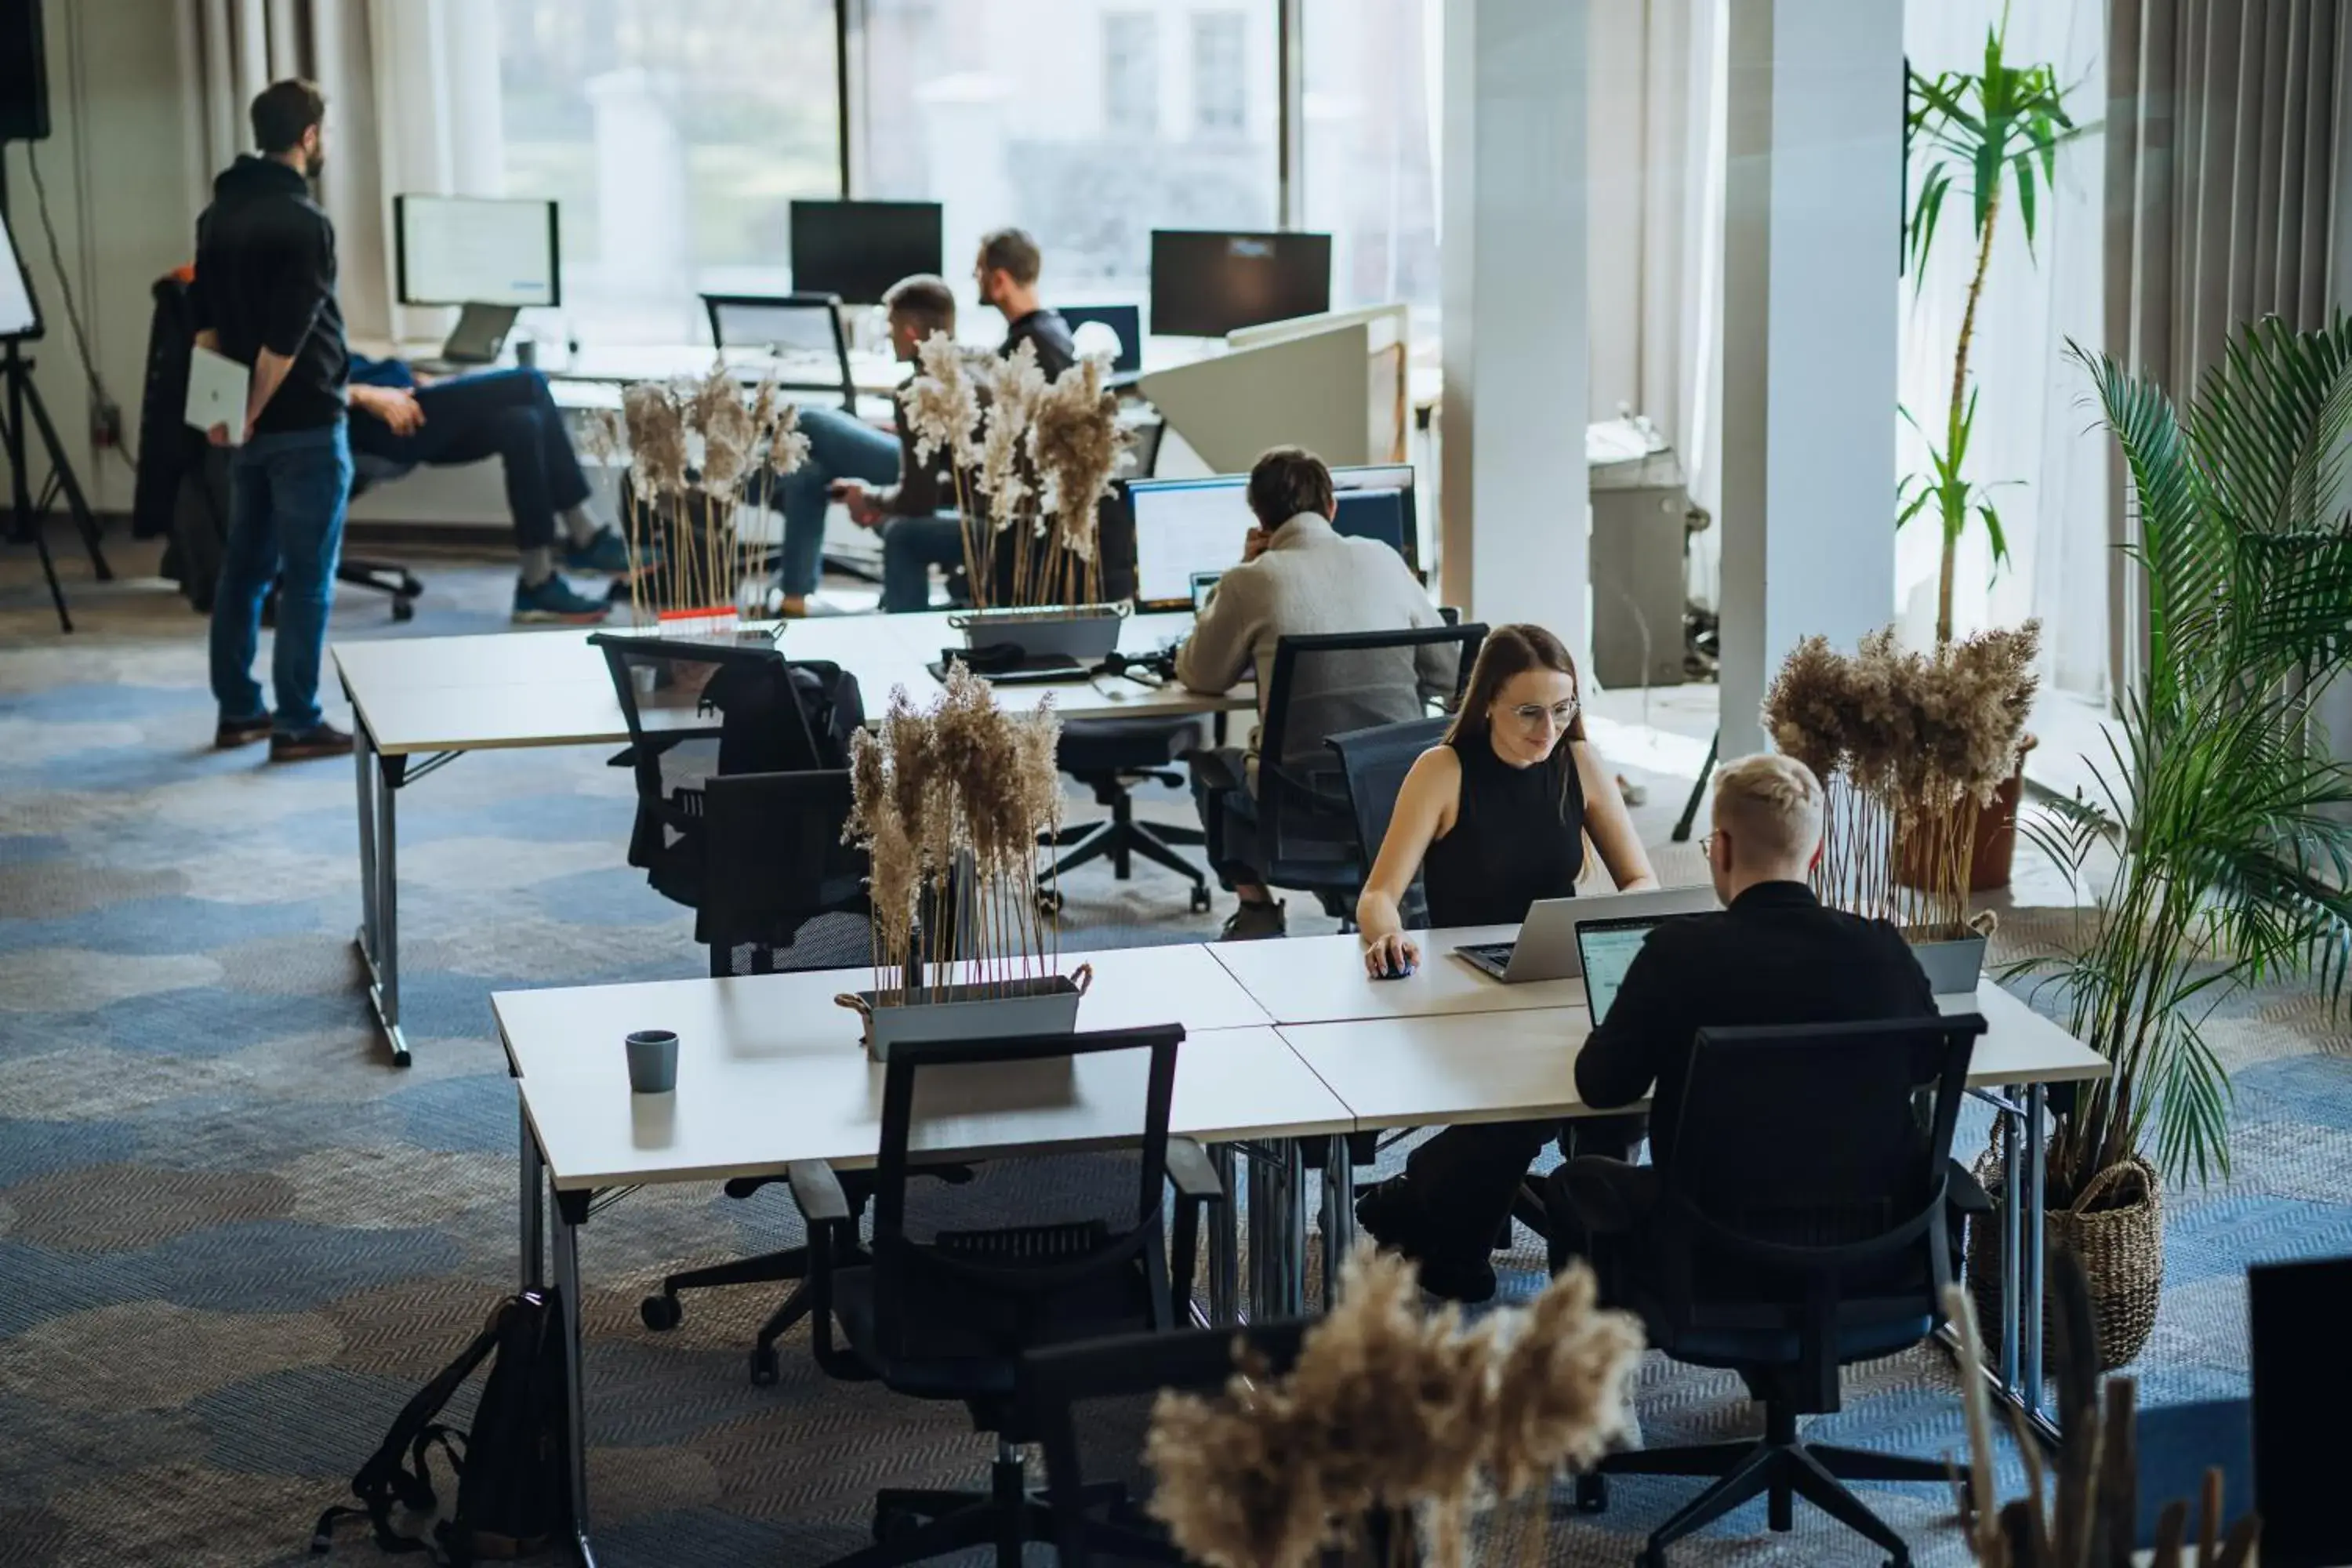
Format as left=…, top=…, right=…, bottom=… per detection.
left=1576, top=917, right=1664, bottom=1024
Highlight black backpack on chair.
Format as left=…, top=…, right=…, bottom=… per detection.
left=311, top=1291, right=568, bottom=1563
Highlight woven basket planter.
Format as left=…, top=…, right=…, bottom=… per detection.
left=1967, top=1149, right=2162, bottom=1373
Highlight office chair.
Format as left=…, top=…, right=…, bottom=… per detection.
left=1325, top=713, right=1449, bottom=927
left=791, top=1025, right=1223, bottom=1568
left=1046, top=718, right=1214, bottom=913
left=1552, top=1013, right=1987, bottom=1568
left=1193, top=624, right=1484, bottom=923
left=702, top=291, right=856, bottom=411
left=1022, top=1319, right=1336, bottom=1568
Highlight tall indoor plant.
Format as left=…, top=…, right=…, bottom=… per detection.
left=2006, top=314, right=2352, bottom=1366
left=1900, top=13, right=2079, bottom=645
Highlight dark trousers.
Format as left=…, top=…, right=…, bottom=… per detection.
left=210, top=420, right=351, bottom=734
left=1403, top=1112, right=1647, bottom=1265
left=348, top=368, right=589, bottom=550
left=1186, top=745, right=1261, bottom=888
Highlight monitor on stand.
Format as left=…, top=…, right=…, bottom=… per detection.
left=394, top=194, right=561, bottom=365
left=1149, top=230, right=1332, bottom=339
left=0, top=188, right=106, bottom=630
left=789, top=201, right=946, bottom=307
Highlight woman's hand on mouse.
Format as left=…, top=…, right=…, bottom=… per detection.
left=1363, top=931, right=1419, bottom=978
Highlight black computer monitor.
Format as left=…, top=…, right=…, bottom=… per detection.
left=1123, top=463, right=1419, bottom=608
left=1058, top=304, right=1143, bottom=373
left=394, top=195, right=561, bottom=308
left=789, top=201, right=945, bottom=307
left=2250, top=1254, right=2352, bottom=1568
left=1332, top=488, right=1412, bottom=563
left=1149, top=230, right=1332, bottom=338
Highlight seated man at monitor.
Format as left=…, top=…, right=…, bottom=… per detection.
left=1358, top=753, right=1939, bottom=1301
left=343, top=354, right=634, bottom=624
left=973, top=226, right=1076, bottom=378
left=1176, top=445, right=1457, bottom=942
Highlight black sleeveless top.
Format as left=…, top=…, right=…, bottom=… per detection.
left=1421, top=733, right=1587, bottom=927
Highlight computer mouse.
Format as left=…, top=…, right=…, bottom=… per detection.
left=1374, top=957, right=1416, bottom=981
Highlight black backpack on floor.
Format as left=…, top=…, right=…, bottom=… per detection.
left=312, top=1291, right=569, bottom=1563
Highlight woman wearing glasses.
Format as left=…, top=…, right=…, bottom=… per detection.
left=1352, top=621, right=1658, bottom=1299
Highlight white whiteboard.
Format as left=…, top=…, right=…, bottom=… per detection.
left=0, top=208, right=35, bottom=339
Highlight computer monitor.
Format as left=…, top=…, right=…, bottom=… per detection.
left=1574, top=916, right=1667, bottom=1025
left=2250, top=1254, right=2352, bottom=1568
left=1149, top=230, right=1333, bottom=338
left=394, top=195, right=561, bottom=308
left=1124, top=463, right=1421, bottom=608
left=1058, top=304, right=1142, bottom=373
left=789, top=201, right=945, bottom=307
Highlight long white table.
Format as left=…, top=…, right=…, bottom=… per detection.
left=334, top=611, right=1252, bottom=1064
left=500, top=931, right=2107, bottom=1562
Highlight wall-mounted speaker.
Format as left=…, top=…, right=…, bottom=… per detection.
left=0, top=0, right=53, bottom=145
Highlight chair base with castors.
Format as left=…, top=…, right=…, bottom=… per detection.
left=339, top=556, right=422, bottom=622
left=1044, top=804, right=1210, bottom=913
left=1049, top=719, right=1213, bottom=912
left=1574, top=1400, right=1948, bottom=1566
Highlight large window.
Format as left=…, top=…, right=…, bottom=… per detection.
left=1300, top=0, right=1442, bottom=323
left=495, top=0, right=840, bottom=343
left=851, top=0, right=1278, bottom=323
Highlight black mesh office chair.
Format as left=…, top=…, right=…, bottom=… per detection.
left=1553, top=1014, right=1986, bottom=1568
left=1046, top=718, right=1213, bottom=913
left=1020, top=1318, right=1320, bottom=1568
left=1196, top=625, right=1483, bottom=923
left=1325, top=713, right=1450, bottom=928
left=702, top=291, right=856, bottom=410
left=791, top=1025, right=1222, bottom=1568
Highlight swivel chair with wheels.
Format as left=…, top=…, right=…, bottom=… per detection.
left=1553, top=1013, right=1985, bottom=1567
left=1045, top=717, right=1212, bottom=913
left=791, top=1025, right=1223, bottom=1568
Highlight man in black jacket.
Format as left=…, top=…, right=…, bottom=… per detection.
left=972, top=227, right=1076, bottom=378
left=192, top=79, right=354, bottom=761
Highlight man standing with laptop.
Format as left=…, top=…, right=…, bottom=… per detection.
left=193, top=79, right=354, bottom=760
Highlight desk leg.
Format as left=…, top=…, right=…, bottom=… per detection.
left=353, top=719, right=379, bottom=977
left=1998, top=1098, right=2022, bottom=1398
left=520, top=1104, right=546, bottom=1292
left=1320, top=1134, right=1356, bottom=1304
left=2020, top=1084, right=2049, bottom=1423
left=550, top=1189, right=598, bottom=1567
left=1278, top=1141, right=1307, bottom=1318
left=1244, top=1144, right=1270, bottom=1323
left=357, top=750, right=412, bottom=1068
left=1208, top=1144, right=1239, bottom=1327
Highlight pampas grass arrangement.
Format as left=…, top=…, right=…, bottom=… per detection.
left=587, top=365, right=810, bottom=631
left=1764, top=622, right=2039, bottom=935
left=844, top=666, right=1065, bottom=1000
left=1145, top=1246, right=1644, bottom=1568
left=900, top=332, right=1126, bottom=609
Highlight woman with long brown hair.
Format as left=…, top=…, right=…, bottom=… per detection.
left=1352, top=622, right=1658, bottom=1301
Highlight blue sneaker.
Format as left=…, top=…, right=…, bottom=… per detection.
left=512, top=574, right=613, bottom=625
left=560, top=528, right=655, bottom=575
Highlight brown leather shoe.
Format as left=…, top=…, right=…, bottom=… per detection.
left=214, top=713, right=274, bottom=748
left=270, top=721, right=357, bottom=762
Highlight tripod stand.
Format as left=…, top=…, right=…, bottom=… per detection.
left=2, top=154, right=110, bottom=633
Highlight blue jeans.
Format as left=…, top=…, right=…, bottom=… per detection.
left=210, top=420, right=353, bottom=734
left=757, top=404, right=902, bottom=595
left=881, top=513, right=970, bottom=613
left=348, top=368, right=589, bottom=550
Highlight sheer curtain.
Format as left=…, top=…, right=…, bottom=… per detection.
left=177, top=0, right=503, bottom=343
left=1897, top=0, right=2110, bottom=699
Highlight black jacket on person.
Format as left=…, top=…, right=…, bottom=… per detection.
left=1003, top=308, right=1077, bottom=379
left=1573, top=880, right=1938, bottom=1166
left=190, top=154, right=347, bottom=434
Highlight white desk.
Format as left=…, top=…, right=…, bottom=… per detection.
left=336, top=612, right=1251, bottom=1064
left=1207, top=925, right=1587, bottom=1024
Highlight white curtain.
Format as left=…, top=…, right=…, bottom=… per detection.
left=1585, top=0, right=1728, bottom=608
left=1896, top=0, right=2110, bottom=699
left=177, top=0, right=505, bottom=343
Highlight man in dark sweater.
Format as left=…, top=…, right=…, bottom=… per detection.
left=1361, top=753, right=1937, bottom=1301
left=972, top=227, right=1076, bottom=378
left=192, top=79, right=354, bottom=761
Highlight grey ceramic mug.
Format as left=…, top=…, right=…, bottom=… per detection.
left=625, top=1029, right=678, bottom=1094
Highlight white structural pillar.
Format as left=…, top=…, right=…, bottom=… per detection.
left=1439, top=0, right=1589, bottom=650
left=1715, top=0, right=1904, bottom=758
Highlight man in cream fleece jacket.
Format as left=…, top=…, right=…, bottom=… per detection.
left=1175, top=446, right=1456, bottom=940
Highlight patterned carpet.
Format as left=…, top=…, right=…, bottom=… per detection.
left=3, top=535, right=2349, bottom=1566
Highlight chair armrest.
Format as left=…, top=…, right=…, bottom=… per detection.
left=1166, top=1138, right=1224, bottom=1204
left=1184, top=749, right=1245, bottom=794
left=787, top=1160, right=852, bottom=1226
left=1946, top=1160, right=1994, bottom=1215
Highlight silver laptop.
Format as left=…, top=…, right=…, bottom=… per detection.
left=1453, top=884, right=1719, bottom=983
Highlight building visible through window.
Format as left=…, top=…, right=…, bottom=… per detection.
left=1191, top=12, right=1248, bottom=137
left=1102, top=13, right=1160, bottom=138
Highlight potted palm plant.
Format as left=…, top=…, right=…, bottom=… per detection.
left=1900, top=15, right=2081, bottom=888
left=1993, top=314, right=2352, bottom=1369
